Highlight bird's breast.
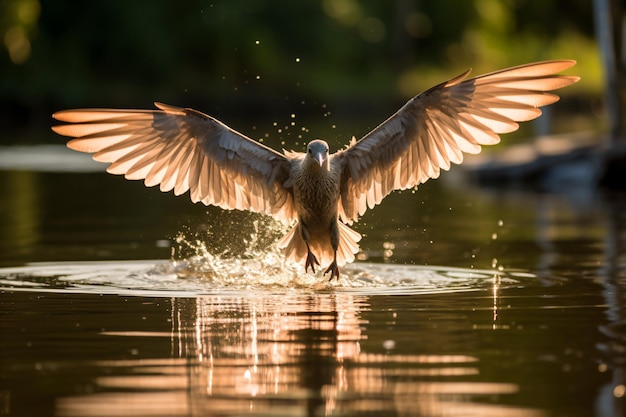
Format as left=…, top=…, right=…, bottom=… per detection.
left=292, top=164, right=340, bottom=224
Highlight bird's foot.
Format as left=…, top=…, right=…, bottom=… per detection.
left=323, top=261, right=340, bottom=281
left=305, top=250, right=320, bottom=273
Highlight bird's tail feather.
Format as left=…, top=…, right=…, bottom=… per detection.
left=277, top=222, right=362, bottom=269
left=276, top=225, right=307, bottom=265
left=336, top=221, right=361, bottom=265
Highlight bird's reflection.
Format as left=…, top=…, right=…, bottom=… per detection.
left=172, top=293, right=369, bottom=416
left=162, top=287, right=532, bottom=417
left=52, top=266, right=534, bottom=417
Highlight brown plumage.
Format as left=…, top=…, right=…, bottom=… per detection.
left=52, top=60, right=579, bottom=279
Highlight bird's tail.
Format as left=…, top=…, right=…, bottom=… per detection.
left=277, top=226, right=308, bottom=266
left=336, top=221, right=362, bottom=265
left=277, top=221, right=362, bottom=268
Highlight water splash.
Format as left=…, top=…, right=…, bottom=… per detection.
left=0, top=217, right=526, bottom=295
left=0, top=258, right=522, bottom=296
left=166, top=218, right=326, bottom=289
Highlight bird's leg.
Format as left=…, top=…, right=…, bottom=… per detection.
left=300, top=222, right=319, bottom=273
left=324, top=255, right=340, bottom=280
left=304, top=242, right=319, bottom=273
left=323, top=221, right=340, bottom=280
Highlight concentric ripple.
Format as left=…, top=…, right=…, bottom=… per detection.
left=0, top=254, right=528, bottom=297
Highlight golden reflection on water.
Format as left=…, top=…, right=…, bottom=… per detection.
left=56, top=284, right=544, bottom=417
left=0, top=171, right=40, bottom=258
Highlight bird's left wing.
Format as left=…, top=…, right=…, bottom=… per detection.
left=52, top=103, right=297, bottom=223
left=334, top=60, right=579, bottom=223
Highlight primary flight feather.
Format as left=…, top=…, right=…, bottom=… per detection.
left=52, top=60, right=579, bottom=279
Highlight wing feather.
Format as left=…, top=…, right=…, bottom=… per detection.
left=52, top=103, right=296, bottom=223
left=335, top=60, right=579, bottom=223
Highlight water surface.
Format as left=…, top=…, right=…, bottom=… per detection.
left=1, top=144, right=625, bottom=417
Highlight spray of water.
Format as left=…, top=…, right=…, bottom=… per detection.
left=0, top=211, right=518, bottom=294
left=154, top=210, right=514, bottom=292
left=164, top=216, right=331, bottom=289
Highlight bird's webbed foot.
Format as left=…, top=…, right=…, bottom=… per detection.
left=304, top=248, right=320, bottom=273
left=323, top=260, right=340, bottom=281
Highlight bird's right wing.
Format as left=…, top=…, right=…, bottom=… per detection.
left=52, top=103, right=297, bottom=223
left=334, top=60, right=579, bottom=223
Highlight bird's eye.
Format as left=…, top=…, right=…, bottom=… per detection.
left=308, top=149, right=312, bottom=154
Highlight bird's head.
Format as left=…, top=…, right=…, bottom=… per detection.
left=306, top=140, right=330, bottom=169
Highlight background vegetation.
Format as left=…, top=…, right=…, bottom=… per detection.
left=0, top=0, right=602, bottom=144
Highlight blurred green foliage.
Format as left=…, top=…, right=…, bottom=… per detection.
left=0, top=0, right=601, bottom=138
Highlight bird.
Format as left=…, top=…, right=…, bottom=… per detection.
left=52, top=60, right=579, bottom=280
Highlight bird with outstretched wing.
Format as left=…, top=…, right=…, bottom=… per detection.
left=52, top=60, right=579, bottom=279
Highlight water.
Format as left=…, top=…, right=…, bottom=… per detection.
left=1, top=144, right=625, bottom=417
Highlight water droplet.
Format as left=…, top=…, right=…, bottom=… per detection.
left=155, top=239, right=170, bottom=248
left=356, top=253, right=368, bottom=261
left=382, top=340, right=396, bottom=350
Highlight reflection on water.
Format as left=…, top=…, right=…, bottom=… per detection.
left=175, top=292, right=522, bottom=417
left=184, top=294, right=369, bottom=416
left=1, top=261, right=547, bottom=417
left=596, top=199, right=626, bottom=417
left=1, top=145, right=626, bottom=416
left=3, top=254, right=615, bottom=416
left=33, top=272, right=538, bottom=417
left=0, top=171, right=40, bottom=260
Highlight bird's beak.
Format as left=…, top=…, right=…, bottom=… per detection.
left=315, top=152, right=326, bottom=167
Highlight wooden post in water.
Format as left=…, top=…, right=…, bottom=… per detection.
left=593, top=0, right=621, bottom=138
left=593, top=0, right=626, bottom=187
